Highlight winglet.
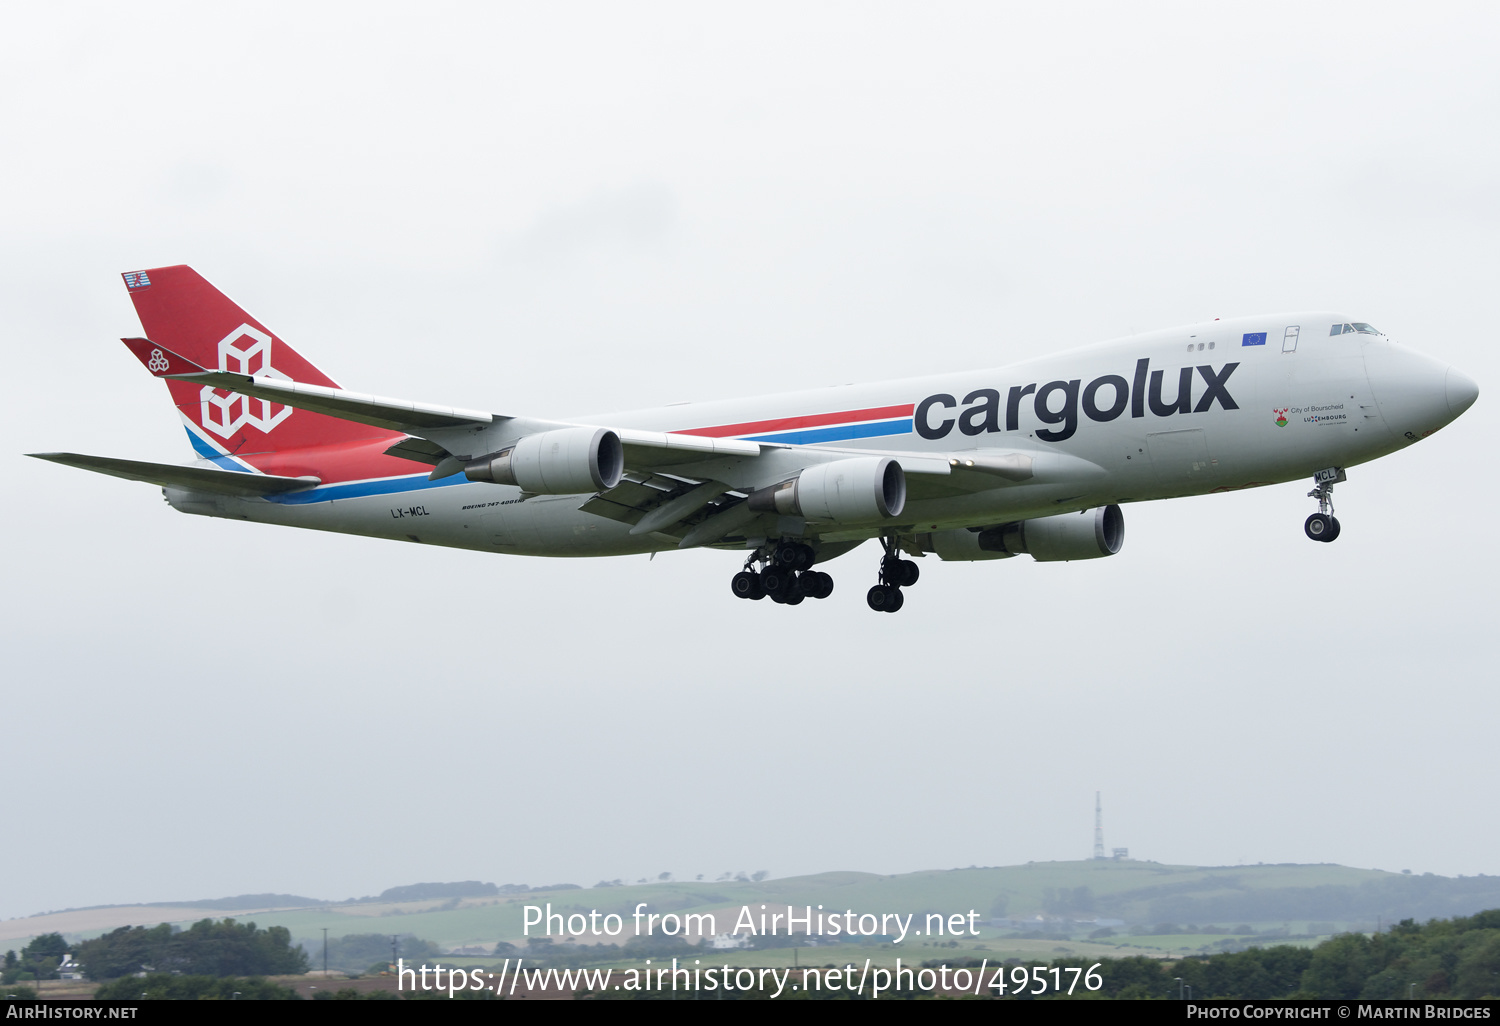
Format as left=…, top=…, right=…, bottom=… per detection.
left=121, top=337, right=207, bottom=378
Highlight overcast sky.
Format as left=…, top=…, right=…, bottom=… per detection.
left=3, top=3, right=1496, bottom=920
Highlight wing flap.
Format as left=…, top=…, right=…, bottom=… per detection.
left=580, top=472, right=748, bottom=539
left=29, top=453, right=320, bottom=497
left=383, top=437, right=449, bottom=466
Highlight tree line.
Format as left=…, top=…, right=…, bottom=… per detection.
left=1036, top=908, right=1500, bottom=999
left=71, top=919, right=308, bottom=980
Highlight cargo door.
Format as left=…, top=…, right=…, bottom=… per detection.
left=1147, top=428, right=1214, bottom=493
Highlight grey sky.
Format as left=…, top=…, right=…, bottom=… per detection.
left=2, top=3, right=1496, bottom=920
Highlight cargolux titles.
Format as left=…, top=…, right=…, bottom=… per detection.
left=915, top=358, right=1240, bottom=443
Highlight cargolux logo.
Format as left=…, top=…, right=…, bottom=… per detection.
left=147, top=349, right=169, bottom=373
left=914, top=359, right=1240, bottom=444
left=199, top=324, right=294, bottom=439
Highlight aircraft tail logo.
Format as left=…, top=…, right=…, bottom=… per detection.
left=146, top=349, right=170, bottom=373
left=199, top=325, right=294, bottom=439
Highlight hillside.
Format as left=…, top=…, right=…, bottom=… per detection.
left=7, top=861, right=1498, bottom=956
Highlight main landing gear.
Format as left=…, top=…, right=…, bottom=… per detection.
left=867, top=536, right=920, bottom=613
left=729, top=540, right=835, bottom=605
left=1304, top=469, right=1344, bottom=543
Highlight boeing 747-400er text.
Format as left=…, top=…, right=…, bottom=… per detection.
left=31, top=266, right=1480, bottom=612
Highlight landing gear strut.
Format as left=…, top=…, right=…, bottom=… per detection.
left=1305, top=469, right=1344, bottom=543
left=728, top=540, right=834, bottom=604
left=866, top=535, right=920, bottom=613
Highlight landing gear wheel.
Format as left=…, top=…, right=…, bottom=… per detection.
left=884, top=587, right=904, bottom=612
left=802, top=571, right=834, bottom=599
left=866, top=583, right=903, bottom=612
left=775, top=541, right=814, bottom=569
left=881, top=555, right=920, bottom=587
left=1305, top=471, right=1344, bottom=544
left=783, top=591, right=805, bottom=605
left=731, top=570, right=765, bottom=600
left=761, top=568, right=792, bottom=596
left=1305, top=513, right=1335, bottom=542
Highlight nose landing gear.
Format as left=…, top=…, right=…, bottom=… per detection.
left=728, top=540, right=835, bottom=605
left=1304, top=467, right=1345, bottom=543
left=866, top=536, right=920, bottom=613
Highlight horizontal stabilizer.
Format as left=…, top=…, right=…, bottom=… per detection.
left=28, top=453, right=320, bottom=497
left=121, top=336, right=207, bottom=377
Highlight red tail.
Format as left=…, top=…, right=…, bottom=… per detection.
left=122, top=266, right=402, bottom=472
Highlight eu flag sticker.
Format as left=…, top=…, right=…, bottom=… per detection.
left=1242, top=332, right=1267, bottom=346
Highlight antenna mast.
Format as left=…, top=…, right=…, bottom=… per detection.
left=1093, top=791, right=1105, bottom=860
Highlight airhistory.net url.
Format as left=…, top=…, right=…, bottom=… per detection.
left=396, top=957, right=1104, bottom=998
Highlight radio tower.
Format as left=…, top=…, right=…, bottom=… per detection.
left=1092, top=792, right=1105, bottom=860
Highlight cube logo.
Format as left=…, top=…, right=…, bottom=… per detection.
left=199, top=324, right=294, bottom=438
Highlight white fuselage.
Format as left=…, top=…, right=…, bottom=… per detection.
left=168, top=312, right=1471, bottom=559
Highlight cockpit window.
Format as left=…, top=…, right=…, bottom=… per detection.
left=1330, top=322, right=1381, bottom=336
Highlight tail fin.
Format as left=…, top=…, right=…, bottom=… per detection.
left=122, top=265, right=395, bottom=463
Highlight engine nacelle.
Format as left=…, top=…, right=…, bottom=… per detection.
left=747, top=456, right=906, bottom=523
left=464, top=427, right=624, bottom=494
left=921, top=505, right=1125, bottom=562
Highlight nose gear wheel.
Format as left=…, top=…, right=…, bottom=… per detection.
left=1305, top=471, right=1344, bottom=543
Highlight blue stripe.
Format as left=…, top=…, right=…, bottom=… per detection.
left=184, top=428, right=253, bottom=473
left=182, top=426, right=466, bottom=503
left=742, top=418, right=913, bottom=445
left=266, top=473, right=466, bottom=505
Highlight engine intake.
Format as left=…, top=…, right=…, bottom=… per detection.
left=464, top=427, right=624, bottom=494
left=921, top=505, right=1125, bottom=562
left=747, top=456, right=906, bottom=523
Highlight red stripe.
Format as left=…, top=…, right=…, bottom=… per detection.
left=681, top=403, right=915, bottom=438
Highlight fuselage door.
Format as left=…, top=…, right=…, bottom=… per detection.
left=1282, top=325, right=1301, bottom=353
left=1146, top=427, right=1214, bottom=493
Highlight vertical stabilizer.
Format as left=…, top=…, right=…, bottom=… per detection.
left=120, top=265, right=396, bottom=465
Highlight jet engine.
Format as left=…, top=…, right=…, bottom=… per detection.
left=921, top=505, right=1124, bottom=562
left=747, top=456, right=906, bottom=523
left=464, top=426, right=624, bottom=493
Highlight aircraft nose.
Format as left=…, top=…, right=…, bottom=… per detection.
left=1446, top=366, right=1479, bottom=419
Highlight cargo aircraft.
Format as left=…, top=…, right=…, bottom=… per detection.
left=31, top=266, right=1479, bottom=612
